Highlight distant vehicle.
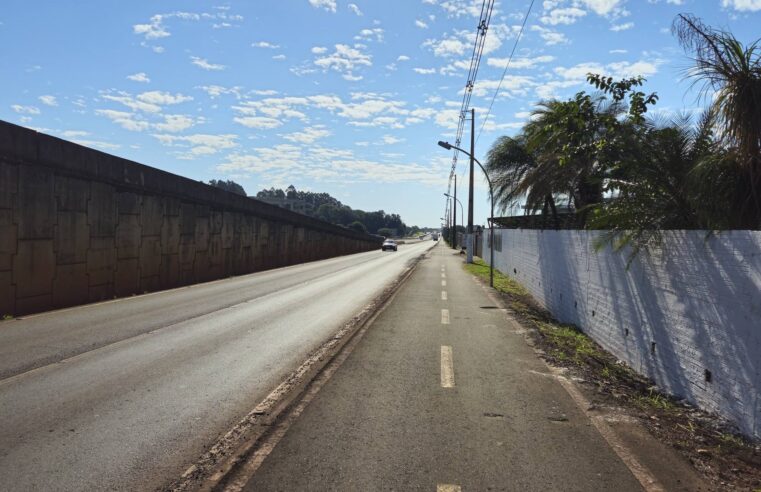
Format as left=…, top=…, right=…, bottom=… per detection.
left=381, top=239, right=397, bottom=252
left=432, top=233, right=439, bottom=241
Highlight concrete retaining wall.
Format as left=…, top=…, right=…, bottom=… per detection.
left=0, top=121, right=381, bottom=316
left=484, top=229, right=761, bottom=438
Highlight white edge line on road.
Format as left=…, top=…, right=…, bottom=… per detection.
left=441, top=280, right=446, bottom=287
left=441, top=309, right=450, bottom=325
left=440, top=346, right=455, bottom=388
left=441, top=291, right=447, bottom=301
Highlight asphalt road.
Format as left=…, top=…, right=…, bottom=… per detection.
left=0, top=240, right=435, bottom=491
left=243, top=243, right=645, bottom=491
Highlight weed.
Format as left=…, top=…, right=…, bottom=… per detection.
left=1, top=314, right=13, bottom=322
left=633, top=388, right=675, bottom=411
left=718, top=433, right=748, bottom=449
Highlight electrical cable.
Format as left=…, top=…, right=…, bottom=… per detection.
left=475, top=0, right=536, bottom=144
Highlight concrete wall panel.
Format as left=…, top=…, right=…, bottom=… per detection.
left=484, top=229, right=761, bottom=438
left=1, top=121, right=380, bottom=316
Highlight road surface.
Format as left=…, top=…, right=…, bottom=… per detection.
left=0, top=240, right=434, bottom=491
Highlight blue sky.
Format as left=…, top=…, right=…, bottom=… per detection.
left=2, top=0, right=760, bottom=228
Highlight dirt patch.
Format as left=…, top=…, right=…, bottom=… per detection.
left=464, top=259, right=761, bottom=491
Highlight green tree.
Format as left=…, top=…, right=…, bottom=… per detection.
left=347, top=221, right=367, bottom=234
left=208, top=179, right=246, bottom=196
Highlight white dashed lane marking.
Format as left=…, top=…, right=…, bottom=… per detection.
left=441, top=291, right=447, bottom=300
left=441, top=309, right=450, bottom=324
left=440, top=346, right=455, bottom=388
left=437, top=485, right=461, bottom=492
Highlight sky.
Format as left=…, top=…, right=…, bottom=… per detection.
left=1, top=0, right=760, bottom=228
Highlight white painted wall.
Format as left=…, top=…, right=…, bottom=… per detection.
left=484, top=229, right=761, bottom=438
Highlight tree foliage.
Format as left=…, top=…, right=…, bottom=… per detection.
left=485, top=15, right=761, bottom=262
left=255, top=185, right=409, bottom=235
left=208, top=179, right=246, bottom=196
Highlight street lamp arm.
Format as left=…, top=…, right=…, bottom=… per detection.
left=439, top=142, right=492, bottom=191
left=438, top=139, right=496, bottom=288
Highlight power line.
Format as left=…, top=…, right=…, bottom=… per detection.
left=476, top=0, right=536, bottom=144
left=444, top=0, right=496, bottom=218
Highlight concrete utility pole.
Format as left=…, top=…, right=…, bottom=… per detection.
left=467, top=108, right=475, bottom=263
left=452, top=175, right=457, bottom=249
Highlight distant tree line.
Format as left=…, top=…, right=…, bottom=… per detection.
left=256, top=185, right=411, bottom=236
left=208, top=179, right=246, bottom=196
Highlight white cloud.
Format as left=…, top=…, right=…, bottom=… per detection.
left=253, top=41, right=280, bottom=49
left=311, top=46, right=328, bottom=54
left=486, top=55, right=555, bottom=69
left=233, top=116, right=283, bottom=129
left=354, top=28, right=384, bottom=42
left=308, top=0, right=337, bottom=12
left=153, top=114, right=198, bottom=132
left=428, top=0, right=482, bottom=18
left=413, top=67, right=437, bottom=74
left=578, top=0, right=625, bottom=15
left=133, top=10, right=244, bottom=46
left=610, top=22, right=634, bottom=31
left=397, top=55, right=410, bottom=62
left=38, top=95, right=58, bottom=106
left=218, top=145, right=445, bottom=186
left=152, top=133, right=238, bottom=159
left=198, top=85, right=244, bottom=99
left=102, top=93, right=161, bottom=113
left=272, top=54, right=287, bottom=60
left=721, top=0, right=761, bottom=10
left=415, top=19, right=429, bottom=28
left=133, top=15, right=170, bottom=40
left=190, top=56, right=226, bottom=71
left=531, top=25, right=568, bottom=45
left=11, top=104, right=41, bottom=115
left=282, top=125, right=331, bottom=144
left=95, top=109, right=150, bottom=132
left=127, top=72, right=150, bottom=83
left=541, top=7, right=587, bottom=25
left=348, top=3, right=363, bottom=15
left=381, top=134, right=405, bottom=144
left=314, top=44, right=372, bottom=80
left=137, top=91, right=193, bottom=105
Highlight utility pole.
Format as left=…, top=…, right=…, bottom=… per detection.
left=452, top=175, right=457, bottom=249
left=467, top=108, right=475, bottom=263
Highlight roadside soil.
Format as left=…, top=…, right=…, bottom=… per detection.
left=464, top=258, right=761, bottom=492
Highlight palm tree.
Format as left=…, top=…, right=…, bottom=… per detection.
left=672, top=13, right=761, bottom=228
left=589, top=111, right=720, bottom=255
left=485, top=133, right=558, bottom=219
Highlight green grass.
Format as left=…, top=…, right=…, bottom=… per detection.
left=1, top=314, right=13, bottom=322
left=463, top=258, right=528, bottom=297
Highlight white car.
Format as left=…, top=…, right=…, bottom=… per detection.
left=381, top=239, right=397, bottom=252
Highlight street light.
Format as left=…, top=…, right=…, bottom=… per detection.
left=437, top=140, right=495, bottom=287
left=444, top=192, right=464, bottom=238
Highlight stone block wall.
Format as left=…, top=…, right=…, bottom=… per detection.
left=0, top=121, right=380, bottom=316
left=484, top=229, right=761, bottom=438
